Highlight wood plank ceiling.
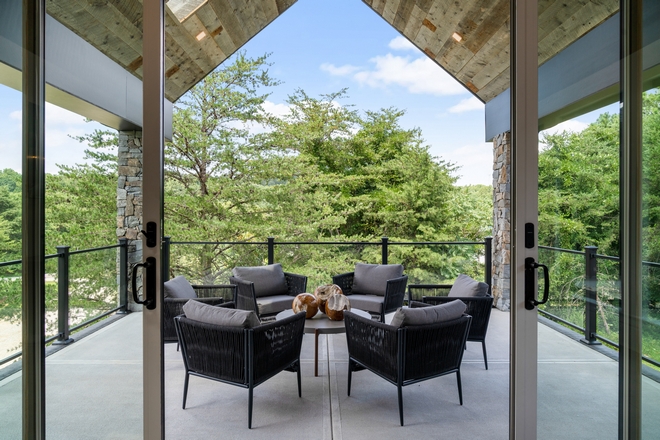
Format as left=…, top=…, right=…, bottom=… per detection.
left=46, top=0, right=618, bottom=104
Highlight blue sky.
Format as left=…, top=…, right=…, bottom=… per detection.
left=0, top=0, right=616, bottom=184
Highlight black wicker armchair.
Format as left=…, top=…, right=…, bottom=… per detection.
left=409, top=280, right=493, bottom=369
left=333, top=263, right=408, bottom=323
left=344, top=307, right=471, bottom=426
left=174, top=308, right=306, bottom=429
left=230, top=264, right=307, bottom=321
left=163, top=283, right=236, bottom=344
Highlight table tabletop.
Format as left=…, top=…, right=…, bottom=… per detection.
left=276, top=308, right=371, bottom=334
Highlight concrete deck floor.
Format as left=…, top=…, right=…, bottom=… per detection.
left=1, top=310, right=659, bottom=440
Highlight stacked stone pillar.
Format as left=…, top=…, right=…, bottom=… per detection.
left=116, top=130, right=143, bottom=311
left=492, top=131, right=511, bottom=310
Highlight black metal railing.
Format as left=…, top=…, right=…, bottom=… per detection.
left=0, top=239, right=129, bottom=367
left=162, top=236, right=494, bottom=288
left=538, top=245, right=660, bottom=369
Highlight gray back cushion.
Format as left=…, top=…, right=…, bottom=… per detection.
left=232, top=263, right=288, bottom=298
left=448, top=274, right=490, bottom=297
left=352, top=263, right=404, bottom=296
left=183, top=300, right=260, bottom=328
left=164, top=275, right=197, bottom=299
left=390, top=300, right=466, bottom=328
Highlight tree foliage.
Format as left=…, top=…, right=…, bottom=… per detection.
left=163, top=54, right=492, bottom=284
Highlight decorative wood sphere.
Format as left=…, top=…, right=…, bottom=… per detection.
left=314, top=284, right=343, bottom=314
left=292, top=293, right=319, bottom=319
left=326, top=293, right=351, bottom=321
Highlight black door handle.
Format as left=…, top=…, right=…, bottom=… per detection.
left=131, top=257, right=157, bottom=310
left=525, top=257, right=550, bottom=310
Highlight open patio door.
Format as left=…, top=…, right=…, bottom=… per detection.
left=13, top=0, right=163, bottom=438
left=511, top=0, right=652, bottom=438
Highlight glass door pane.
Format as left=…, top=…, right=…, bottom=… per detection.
left=0, top=1, right=24, bottom=436
left=43, top=0, right=145, bottom=437
left=536, top=1, right=620, bottom=438
left=641, top=1, right=660, bottom=435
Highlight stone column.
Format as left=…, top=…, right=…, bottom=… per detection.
left=116, top=130, right=143, bottom=311
left=492, top=131, right=511, bottom=311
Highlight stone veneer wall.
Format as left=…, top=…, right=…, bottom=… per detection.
left=492, top=131, right=511, bottom=310
left=116, top=130, right=143, bottom=311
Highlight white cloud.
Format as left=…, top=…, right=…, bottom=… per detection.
left=448, top=96, right=484, bottom=114
left=45, top=103, right=88, bottom=125
left=447, top=143, right=493, bottom=186
left=262, top=100, right=292, bottom=118
left=540, top=119, right=589, bottom=136
left=9, top=110, right=20, bottom=120
left=320, top=63, right=360, bottom=76
left=388, top=36, right=417, bottom=52
left=353, top=54, right=466, bottom=96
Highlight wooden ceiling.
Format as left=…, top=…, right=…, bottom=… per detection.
left=47, top=0, right=618, bottom=104
left=364, top=0, right=619, bottom=102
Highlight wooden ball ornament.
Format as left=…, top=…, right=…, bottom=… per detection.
left=326, top=293, right=351, bottom=321
left=314, top=284, right=343, bottom=314
left=292, top=293, right=319, bottom=319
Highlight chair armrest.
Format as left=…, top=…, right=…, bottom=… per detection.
left=192, top=284, right=236, bottom=302
left=407, top=284, right=453, bottom=304
left=332, top=272, right=354, bottom=295
left=383, top=275, right=408, bottom=315
left=229, top=276, right=259, bottom=316
left=250, top=311, right=306, bottom=385
left=344, top=311, right=399, bottom=381
left=284, top=272, right=307, bottom=296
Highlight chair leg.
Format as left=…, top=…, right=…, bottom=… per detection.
left=182, top=372, right=189, bottom=409
left=347, top=361, right=353, bottom=396
left=296, top=360, right=302, bottom=398
left=456, top=371, right=463, bottom=405
left=248, top=386, right=254, bottom=429
left=398, top=383, right=404, bottom=426
left=482, top=341, right=489, bottom=370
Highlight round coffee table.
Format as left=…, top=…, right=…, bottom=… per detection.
left=276, top=308, right=371, bottom=377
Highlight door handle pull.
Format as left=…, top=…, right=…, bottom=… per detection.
left=131, top=257, right=157, bottom=310
left=525, top=257, right=550, bottom=310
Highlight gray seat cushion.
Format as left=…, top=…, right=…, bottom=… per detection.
left=352, top=263, right=404, bottom=296
left=390, top=300, right=466, bottom=328
left=345, top=294, right=384, bottom=314
left=256, top=295, right=295, bottom=316
left=183, top=300, right=260, bottom=328
left=448, top=274, right=490, bottom=297
left=232, top=263, right=288, bottom=298
left=164, top=275, right=197, bottom=299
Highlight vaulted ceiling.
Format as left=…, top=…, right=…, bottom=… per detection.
left=46, top=0, right=618, bottom=104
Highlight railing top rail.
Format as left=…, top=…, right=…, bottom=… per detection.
left=539, top=245, right=585, bottom=255
left=170, top=240, right=486, bottom=246
left=0, top=259, right=22, bottom=268
left=68, top=244, right=120, bottom=256
left=170, top=241, right=268, bottom=245
left=596, top=253, right=621, bottom=262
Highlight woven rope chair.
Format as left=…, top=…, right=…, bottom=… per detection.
left=333, top=271, right=408, bottom=322
left=174, top=308, right=306, bottom=429
left=230, top=271, right=307, bottom=321
left=344, top=308, right=471, bottom=426
left=409, top=284, right=493, bottom=370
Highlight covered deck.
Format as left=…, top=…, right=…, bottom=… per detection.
left=2, top=309, right=658, bottom=439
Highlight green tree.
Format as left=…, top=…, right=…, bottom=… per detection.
left=164, top=53, right=283, bottom=282
left=538, top=113, right=620, bottom=254
left=0, top=169, right=22, bottom=266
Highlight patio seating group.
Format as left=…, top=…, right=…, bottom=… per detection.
left=164, top=262, right=493, bottom=428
